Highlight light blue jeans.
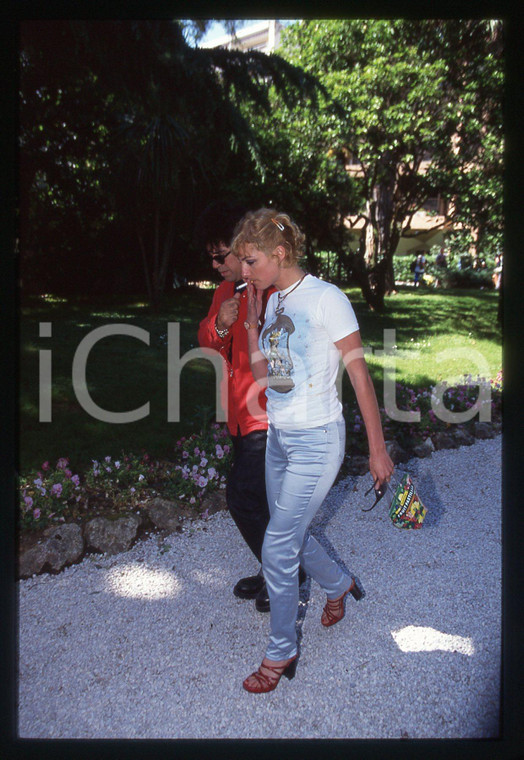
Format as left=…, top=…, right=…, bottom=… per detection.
left=262, top=415, right=353, bottom=660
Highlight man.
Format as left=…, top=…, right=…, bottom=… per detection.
left=196, top=201, right=274, bottom=612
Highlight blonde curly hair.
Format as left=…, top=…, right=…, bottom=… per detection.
left=231, top=208, right=306, bottom=267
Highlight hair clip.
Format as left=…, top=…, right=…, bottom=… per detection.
left=271, top=218, right=285, bottom=231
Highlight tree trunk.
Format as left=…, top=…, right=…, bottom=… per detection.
left=353, top=229, right=386, bottom=312
left=138, top=231, right=152, bottom=301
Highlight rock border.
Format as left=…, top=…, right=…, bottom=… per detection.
left=18, top=423, right=501, bottom=580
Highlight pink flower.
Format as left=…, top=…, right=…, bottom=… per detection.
left=41, top=461, right=50, bottom=471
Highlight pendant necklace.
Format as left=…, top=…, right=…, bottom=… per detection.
left=275, top=273, right=308, bottom=315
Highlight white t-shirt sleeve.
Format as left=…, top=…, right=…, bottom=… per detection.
left=317, top=285, right=360, bottom=343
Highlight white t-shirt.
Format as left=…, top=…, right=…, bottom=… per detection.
left=259, top=274, right=359, bottom=429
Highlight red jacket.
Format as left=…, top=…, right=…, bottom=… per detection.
left=198, top=281, right=273, bottom=437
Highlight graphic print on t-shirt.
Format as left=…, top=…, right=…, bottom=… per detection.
left=261, top=313, right=295, bottom=393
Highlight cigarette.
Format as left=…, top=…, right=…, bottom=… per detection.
left=234, top=281, right=247, bottom=292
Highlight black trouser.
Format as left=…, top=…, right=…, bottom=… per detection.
left=226, top=429, right=270, bottom=564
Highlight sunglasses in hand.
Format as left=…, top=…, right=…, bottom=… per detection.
left=362, top=478, right=389, bottom=512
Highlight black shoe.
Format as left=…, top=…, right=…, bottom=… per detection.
left=255, top=569, right=308, bottom=613
left=233, top=573, right=265, bottom=599
left=255, top=582, right=270, bottom=613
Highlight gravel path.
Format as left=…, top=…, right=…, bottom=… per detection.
left=18, top=436, right=502, bottom=739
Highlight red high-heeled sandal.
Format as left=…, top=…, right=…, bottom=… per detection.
left=243, top=655, right=298, bottom=693
left=321, top=579, right=362, bottom=627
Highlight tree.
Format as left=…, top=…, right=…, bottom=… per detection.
left=279, top=20, right=504, bottom=310
left=19, top=20, right=323, bottom=305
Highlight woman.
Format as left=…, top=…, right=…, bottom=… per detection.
left=231, top=208, right=394, bottom=693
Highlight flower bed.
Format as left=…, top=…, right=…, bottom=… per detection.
left=19, top=423, right=233, bottom=532
left=344, top=372, right=502, bottom=456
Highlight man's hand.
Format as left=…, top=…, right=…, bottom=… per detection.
left=216, top=292, right=241, bottom=331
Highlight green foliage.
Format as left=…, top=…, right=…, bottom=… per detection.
left=19, top=20, right=323, bottom=301
left=273, top=19, right=504, bottom=308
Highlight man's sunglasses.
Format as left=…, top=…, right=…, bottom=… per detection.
left=362, top=478, right=389, bottom=512
left=208, top=249, right=231, bottom=265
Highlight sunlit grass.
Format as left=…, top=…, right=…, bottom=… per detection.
left=19, top=287, right=502, bottom=473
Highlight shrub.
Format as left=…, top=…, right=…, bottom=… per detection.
left=441, top=268, right=494, bottom=290
left=19, top=458, right=83, bottom=530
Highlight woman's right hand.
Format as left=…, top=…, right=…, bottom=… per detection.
left=246, top=281, right=263, bottom=326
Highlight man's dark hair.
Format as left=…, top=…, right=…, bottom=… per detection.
left=196, top=200, right=248, bottom=250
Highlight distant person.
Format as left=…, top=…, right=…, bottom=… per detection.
left=413, top=251, right=427, bottom=287
left=434, top=249, right=447, bottom=287
left=435, top=249, right=447, bottom=269
left=492, top=253, right=503, bottom=290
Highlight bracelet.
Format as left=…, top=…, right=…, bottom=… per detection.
left=244, top=321, right=258, bottom=330
left=214, top=322, right=230, bottom=339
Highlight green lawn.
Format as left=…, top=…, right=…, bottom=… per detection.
left=19, top=286, right=502, bottom=474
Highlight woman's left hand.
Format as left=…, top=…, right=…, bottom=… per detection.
left=369, top=448, right=395, bottom=490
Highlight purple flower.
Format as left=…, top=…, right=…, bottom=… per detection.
left=182, top=451, right=189, bottom=459
left=33, top=477, right=43, bottom=488
left=207, top=467, right=217, bottom=479
left=56, top=457, right=69, bottom=470
left=197, top=475, right=208, bottom=488
left=24, top=495, right=33, bottom=509
left=41, top=461, right=50, bottom=471
left=51, top=483, right=63, bottom=497
left=72, top=474, right=80, bottom=487
left=33, top=508, right=41, bottom=520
